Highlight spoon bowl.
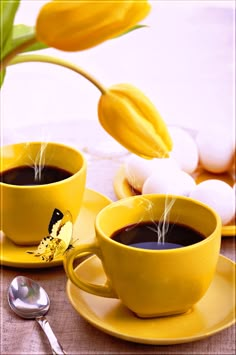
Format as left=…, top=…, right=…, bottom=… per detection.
left=8, top=275, right=50, bottom=319
left=8, top=276, right=66, bottom=355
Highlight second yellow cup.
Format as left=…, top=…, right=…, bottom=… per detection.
left=64, top=194, right=221, bottom=318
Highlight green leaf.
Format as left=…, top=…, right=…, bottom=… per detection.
left=0, top=0, right=20, bottom=54
left=2, top=24, right=48, bottom=59
left=22, top=39, right=48, bottom=53
left=0, top=68, right=6, bottom=88
left=12, top=24, right=48, bottom=52
left=116, top=24, right=148, bottom=38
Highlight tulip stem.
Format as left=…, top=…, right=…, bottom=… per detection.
left=6, top=54, right=107, bottom=94
left=0, top=37, right=38, bottom=71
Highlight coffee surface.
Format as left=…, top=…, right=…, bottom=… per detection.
left=111, top=221, right=205, bottom=250
left=0, top=165, right=72, bottom=185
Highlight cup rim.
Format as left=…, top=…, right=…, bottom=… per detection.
left=95, top=193, right=222, bottom=253
left=0, top=141, right=86, bottom=189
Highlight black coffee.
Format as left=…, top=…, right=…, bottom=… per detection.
left=111, top=221, right=205, bottom=250
left=0, top=165, right=72, bottom=186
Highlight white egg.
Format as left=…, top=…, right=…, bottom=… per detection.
left=124, top=155, right=152, bottom=191
left=196, top=126, right=235, bottom=173
left=142, top=170, right=196, bottom=197
left=189, top=179, right=235, bottom=225
left=168, top=126, right=199, bottom=174
left=124, top=154, right=180, bottom=192
left=178, top=172, right=197, bottom=196
left=152, top=156, right=180, bottom=172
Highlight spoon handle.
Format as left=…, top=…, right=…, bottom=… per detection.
left=36, top=316, right=67, bottom=355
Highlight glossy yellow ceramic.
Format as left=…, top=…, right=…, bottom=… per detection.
left=64, top=194, right=221, bottom=318
left=0, top=188, right=112, bottom=268
left=113, top=165, right=236, bottom=236
left=66, top=254, right=235, bottom=345
left=0, top=142, right=86, bottom=245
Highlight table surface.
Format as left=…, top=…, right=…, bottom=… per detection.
left=1, top=121, right=235, bottom=354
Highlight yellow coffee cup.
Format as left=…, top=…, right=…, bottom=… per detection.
left=64, top=194, right=221, bottom=318
left=0, top=142, right=86, bottom=245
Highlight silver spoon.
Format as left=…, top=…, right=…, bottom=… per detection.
left=8, top=275, right=66, bottom=355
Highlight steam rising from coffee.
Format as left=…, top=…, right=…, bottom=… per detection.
left=157, top=197, right=176, bottom=243
left=144, top=196, right=177, bottom=244
left=1, top=142, right=72, bottom=186
left=27, top=142, right=47, bottom=183
left=126, top=196, right=177, bottom=245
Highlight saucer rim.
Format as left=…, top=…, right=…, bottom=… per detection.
left=113, top=165, right=236, bottom=237
left=0, top=188, right=112, bottom=269
left=66, top=254, right=236, bottom=345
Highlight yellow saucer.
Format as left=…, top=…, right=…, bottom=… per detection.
left=0, top=188, right=112, bottom=268
left=66, top=254, right=235, bottom=345
left=113, top=166, right=236, bottom=237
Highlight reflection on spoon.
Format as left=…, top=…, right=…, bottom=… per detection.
left=8, top=276, right=66, bottom=355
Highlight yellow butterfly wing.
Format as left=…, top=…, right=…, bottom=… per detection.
left=27, top=209, right=73, bottom=262
left=53, top=214, right=73, bottom=258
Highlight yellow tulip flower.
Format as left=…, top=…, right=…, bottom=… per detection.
left=98, top=84, right=173, bottom=159
left=36, top=0, right=151, bottom=51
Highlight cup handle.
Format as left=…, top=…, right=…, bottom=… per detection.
left=63, top=243, right=117, bottom=298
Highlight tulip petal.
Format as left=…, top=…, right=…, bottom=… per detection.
left=110, top=84, right=173, bottom=151
left=36, top=0, right=151, bottom=51
left=98, top=87, right=172, bottom=159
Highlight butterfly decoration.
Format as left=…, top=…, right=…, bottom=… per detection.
left=27, top=208, right=74, bottom=262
